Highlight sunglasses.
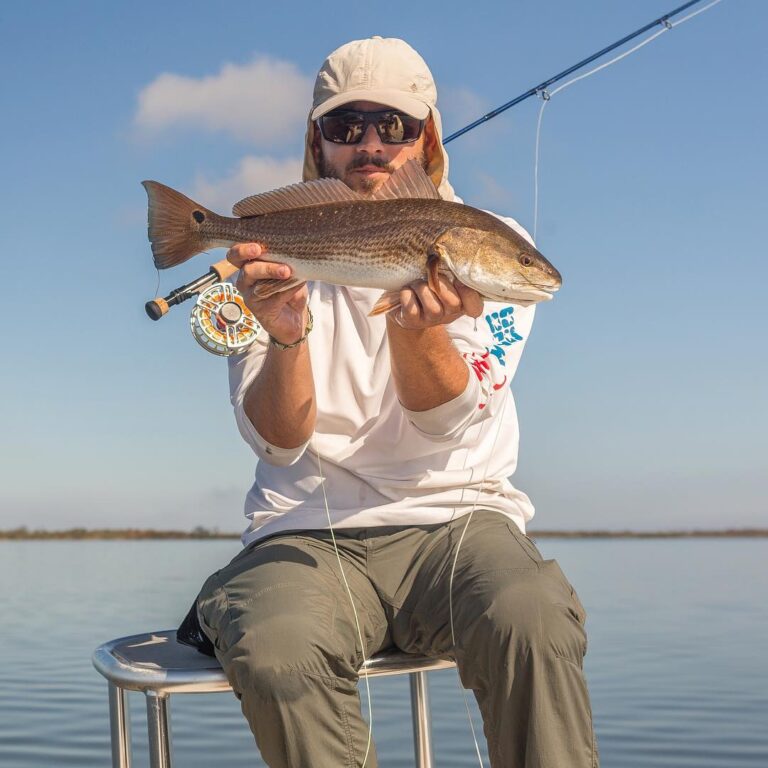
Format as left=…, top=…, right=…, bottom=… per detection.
left=318, top=109, right=425, bottom=145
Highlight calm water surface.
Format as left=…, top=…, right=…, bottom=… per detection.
left=1, top=539, right=766, bottom=767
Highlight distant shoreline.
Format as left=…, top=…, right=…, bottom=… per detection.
left=1, top=527, right=766, bottom=540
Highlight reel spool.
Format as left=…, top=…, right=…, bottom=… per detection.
left=190, top=282, right=261, bottom=356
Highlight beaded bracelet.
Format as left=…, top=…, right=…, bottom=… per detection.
left=268, top=307, right=314, bottom=350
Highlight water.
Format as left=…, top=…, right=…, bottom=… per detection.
left=1, top=538, right=766, bottom=767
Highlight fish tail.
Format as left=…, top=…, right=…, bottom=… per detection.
left=142, top=181, right=222, bottom=269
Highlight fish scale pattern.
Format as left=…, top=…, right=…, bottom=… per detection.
left=202, top=198, right=516, bottom=289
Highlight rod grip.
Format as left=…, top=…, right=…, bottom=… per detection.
left=145, top=297, right=170, bottom=321
left=211, top=258, right=239, bottom=281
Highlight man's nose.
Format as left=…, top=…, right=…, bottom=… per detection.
left=356, top=122, right=384, bottom=152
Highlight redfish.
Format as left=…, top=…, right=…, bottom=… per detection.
left=143, top=160, right=561, bottom=313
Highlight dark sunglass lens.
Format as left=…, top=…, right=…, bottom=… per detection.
left=378, top=113, right=406, bottom=142
left=378, top=113, right=422, bottom=143
left=322, top=114, right=364, bottom=144
left=404, top=116, right=423, bottom=140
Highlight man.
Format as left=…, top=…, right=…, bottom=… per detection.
left=197, top=36, right=598, bottom=768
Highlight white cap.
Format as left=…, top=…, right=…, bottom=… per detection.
left=311, top=37, right=436, bottom=120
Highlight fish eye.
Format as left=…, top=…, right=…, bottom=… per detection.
left=519, top=254, right=534, bottom=267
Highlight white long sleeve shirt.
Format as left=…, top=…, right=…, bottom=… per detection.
left=229, top=213, right=537, bottom=547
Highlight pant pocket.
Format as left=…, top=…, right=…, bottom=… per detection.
left=541, top=559, right=587, bottom=626
left=505, top=521, right=544, bottom=565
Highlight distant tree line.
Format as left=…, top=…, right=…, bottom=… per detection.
left=0, top=527, right=766, bottom=540
left=0, top=526, right=240, bottom=540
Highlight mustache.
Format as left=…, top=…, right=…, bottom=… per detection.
left=347, top=155, right=394, bottom=173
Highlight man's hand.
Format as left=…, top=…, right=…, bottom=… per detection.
left=389, top=274, right=484, bottom=330
left=228, top=243, right=309, bottom=345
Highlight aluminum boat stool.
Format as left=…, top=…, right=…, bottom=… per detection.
left=93, top=630, right=455, bottom=768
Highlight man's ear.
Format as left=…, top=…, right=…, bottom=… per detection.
left=424, top=118, right=438, bottom=159
left=311, top=123, right=322, bottom=166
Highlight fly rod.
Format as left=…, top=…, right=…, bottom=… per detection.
left=145, top=0, right=716, bottom=325
left=443, top=0, right=709, bottom=144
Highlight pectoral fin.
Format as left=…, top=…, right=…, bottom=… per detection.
left=370, top=243, right=454, bottom=317
left=426, top=251, right=442, bottom=293
left=426, top=242, right=458, bottom=293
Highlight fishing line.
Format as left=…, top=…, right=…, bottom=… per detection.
left=440, top=6, right=724, bottom=759
left=533, top=0, right=724, bottom=239
left=446, top=4, right=725, bottom=761
left=441, top=4, right=726, bottom=761
left=447, top=383, right=513, bottom=768
left=152, top=267, right=163, bottom=356
left=674, top=0, right=724, bottom=24
left=309, top=323, right=498, bottom=768
left=313, top=444, right=374, bottom=768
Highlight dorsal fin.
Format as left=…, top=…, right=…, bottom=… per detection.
left=369, top=159, right=440, bottom=201
left=233, top=177, right=362, bottom=217
left=232, top=158, right=439, bottom=217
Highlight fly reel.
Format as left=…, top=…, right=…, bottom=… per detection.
left=189, top=282, right=261, bottom=356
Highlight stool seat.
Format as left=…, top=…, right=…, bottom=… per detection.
left=93, top=630, right=455, bottom=768
left=94, top=629, right=455, bottom=694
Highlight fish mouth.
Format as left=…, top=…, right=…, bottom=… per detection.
left=483, top=284, right=558, bottom=304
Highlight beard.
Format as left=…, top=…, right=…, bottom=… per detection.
left=318, top=150, right=429, bottom=195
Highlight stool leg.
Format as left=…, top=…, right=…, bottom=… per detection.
left=146, top=691, right=172, bottom=768
left=410, top=671, right=435, bottom=768
left=108, top=682, right=132, bottom=768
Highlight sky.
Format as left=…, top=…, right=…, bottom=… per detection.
left=1, top=0, right=765, bottom=532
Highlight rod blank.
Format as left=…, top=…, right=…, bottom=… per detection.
left=444, top=0, right=707, bottom=144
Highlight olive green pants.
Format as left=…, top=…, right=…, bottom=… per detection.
left=197, top=511, right=598, bottom=768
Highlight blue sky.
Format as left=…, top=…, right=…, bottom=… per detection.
left=1, top=0, right=765, bottom=531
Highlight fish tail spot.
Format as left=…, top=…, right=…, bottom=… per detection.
left=142, top=181, right=214, bottom=269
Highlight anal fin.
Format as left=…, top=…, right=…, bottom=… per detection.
left=369, top=290, right=402, bottom=316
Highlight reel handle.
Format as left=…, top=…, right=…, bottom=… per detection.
left=146, top=258, right=239, bottom=320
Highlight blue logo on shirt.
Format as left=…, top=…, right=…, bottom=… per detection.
left=485, top=307, right=523, bottom=366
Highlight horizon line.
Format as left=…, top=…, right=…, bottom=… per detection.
left=1, top=526, right=766, bottom=540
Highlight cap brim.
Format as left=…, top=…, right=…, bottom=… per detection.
left=311, top=90, right=431, bottom=120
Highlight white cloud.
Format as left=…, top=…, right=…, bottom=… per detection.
left=439, top=85, right=488, bottom=130
left=439, top=84, right=510, bottom=147
left=135, top=56, right=312, bottom=145
left=472, top=171, right=521, bottom=211
left=193, top=155, right=304, bottom=212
